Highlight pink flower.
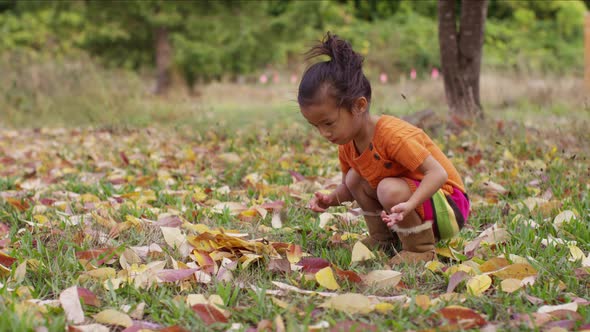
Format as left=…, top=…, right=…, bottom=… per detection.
left=431, top=68, right=439, bottom=79
left=410, top=69, right=417, bottom=80
left=379, top=73, right=388, bottom=84
left=290, top=74, right=298, bottom=84
left=259, top=74, right=268, bottom=84
left=273, top=73, right=280, bottom=83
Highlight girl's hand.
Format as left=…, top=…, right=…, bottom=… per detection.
left=308, top=192, right=333, bottom=212
left=381, top=202, right=414, bottom=228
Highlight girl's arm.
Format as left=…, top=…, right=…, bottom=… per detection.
left=309, top=173, right=354, bottom=212
left=385, top=156, right=447, bottom=222
left=409, top=155, right=448, bottom=209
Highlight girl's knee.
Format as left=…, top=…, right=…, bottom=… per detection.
left=344, top=169, right=363, bottom=193
left=376, top=178, right=412, bottom=206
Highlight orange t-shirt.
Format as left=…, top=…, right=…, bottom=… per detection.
left=338, top=115, right=465, bottom=195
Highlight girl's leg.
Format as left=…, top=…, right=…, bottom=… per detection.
left=344, top=170, right=398, bottom=254
left=376, top=178, right=436, bottom=264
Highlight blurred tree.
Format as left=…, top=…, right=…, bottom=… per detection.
left=438, top=0, right=488, bottom=128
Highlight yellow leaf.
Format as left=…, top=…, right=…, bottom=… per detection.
left=415, top=295, right=431, bottom=310
left=94, top=309, right=133, bottom=327
left=80, top=193, right=101, bottom=203
left=491, top=263, right=537, bottom=280
left=445, top=264, right=475, bottom=277
left=500, top=278, right=522, bottom=293
left=425, top=260, right=445, bottom=273
left=568, top=244, right=585, bottom=262
left=315, top=267, right=340, bottom=290
left=479, top=257, right=510, bottom=273
left=363, top=270, right=402, bottom=289
left=320, top=293, right=372, bottom=314
left=350, top=241, right=375, bottom=263
left=83, top=267, right=116, bottom=280
left=374, top=302, right=395, bottom=313
left=435, top=247, right=460, bottom=260
left=466, top=275, right=492, bottom=296
left=286, top=244, right=302, bottom=264
left=33, top=215, right=49, bottom=224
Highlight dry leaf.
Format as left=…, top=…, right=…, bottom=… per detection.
left=491, top=263, right=537, bottom=280
left=271, top=211, right=282, bottom=229
left=500, top=278, right=522, bottom=293
left=415, top=295, right=431, bottom=310
left=286, top=244, right=302, bottom=264
left=538, top=303, right=578, bottom=314
left=437, top=305, right=487, bottom=329
left=94, top=309, right=133, bottom=327
left=350, top=241, right=375, bottom=263
left=315, top=267, right=340, bottom=290
left=320, top=293, right=373, bottom=314
left=363, top=270, right=402, bottom=289
left=553, top=210, right=576, bottom=227
left=59, top=286, right=85, bottom=324
left=466, top=275, right=492, bottom=296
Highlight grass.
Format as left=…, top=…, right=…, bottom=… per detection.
left=0, top=56, right=589, bottom=331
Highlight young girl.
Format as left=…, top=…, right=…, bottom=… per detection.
left=300, top=33, right=470, bottom=265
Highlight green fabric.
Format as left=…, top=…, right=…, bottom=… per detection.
left=432, top=190, right=460, bottom=239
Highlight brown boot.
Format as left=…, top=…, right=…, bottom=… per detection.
left=389, top=222, right=436, bottom=265
left=360, top=215, right=400, bottom=256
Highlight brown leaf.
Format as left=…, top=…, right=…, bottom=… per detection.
left=0, top=251, right=16, bottom=268
left=76, top=287, right=100, bottom=307
left=286, top=244, right=302, bottom=264
left=333, top=267, right=362, bottom=284
left=437, top=305, right=487, bottom=329
left=191, top=303, right=229, bottom=326
left=75, top=248, right=118, bottom=266
left=267, top=258, right=291, bottom=274
left=5, top=197, right=30, bottom=211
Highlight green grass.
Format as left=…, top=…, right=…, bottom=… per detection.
left=1, top=62, right=589, bottom=330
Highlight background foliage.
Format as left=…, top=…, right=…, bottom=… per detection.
left=1, top=0, right=588, bottom=86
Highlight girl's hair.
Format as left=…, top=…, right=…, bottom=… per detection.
left=298, top=32, right=371, bottom=110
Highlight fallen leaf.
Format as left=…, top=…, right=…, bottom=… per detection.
left=333, top=267, right=362, bottom=284
left=479, top=257, right=510, bottom=273
left=437, top=305, right=487, bottom=329
left=286, top=244, right=302, bottom=264
left=350, top=241, right=375, bottom=263
left=553, top=210, right=576, bottom=227
left=320, top=293, right=373, bottom=314
left=94, top=309, right=133, bottom=327
left=60, top=286, right=85, bottom=324
left=191, top=303, right=229, bottom=325
left=157, top=268, right=199, bottom=282
left=363, top=270, right=402, bottom=289
left=67, top=324, right=109, bottom=332
left=500, top=278, right=522, bottom=293
left=538, top=303, right=578, bottom=314
left=568, top=245, right=585, bottom=262
left=297, top=257, right=330, bottom=273
left=491, top=263, right=537, bottom=280
left=415, top=295, right=431, bottom=310
left=446, top=271, right=470, bottom=293
left=271, top=211, right=282, bottom=229
left=77, top=287, right=100, bottom=307
left=466, top=275, right=492, bottom=296
left=316, top=267, right=340, bottom=290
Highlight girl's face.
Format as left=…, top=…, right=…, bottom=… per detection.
left=300, top=96, right=365, bottom=145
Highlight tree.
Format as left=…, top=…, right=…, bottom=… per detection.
left=438, top=0, right=488, bottom=128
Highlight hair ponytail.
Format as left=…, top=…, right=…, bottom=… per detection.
left=298, top=32, right=371, bottom=110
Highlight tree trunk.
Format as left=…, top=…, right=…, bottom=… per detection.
left=154, top=26, right=172, bottom=95
left=438, top=0, right=488, bottom=128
